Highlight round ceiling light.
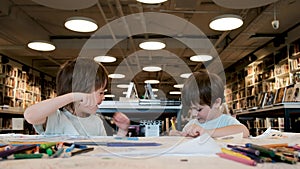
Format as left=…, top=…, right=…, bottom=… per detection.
left=169, top=91, right=181, bottom=95
left=190, top=55, right=213, bottom=62
left=65, top=17, right=98, bottom=32
left=180, top=73, right=192, bottom=79
left=136, top=0, right=168, bottom=4
left=27, top=41, right=56, bottom=51
left=209, top=14, right=243, bottom=31
left=142, top=66, right=162, bottom=72
left=108, top=74, right=125, bottom=79
left=117, top=84, right=129, bottom=88
left=139, top=41, right=166, bottom=50
left=144, top=80, right=160, bottom=84
left=174, top=84, right=184, bottom=88
left=104, top=94, right=115, bottom=98
left=152, top=88, right=158, bottom=92
left=94, top=56, right=116, bottom=63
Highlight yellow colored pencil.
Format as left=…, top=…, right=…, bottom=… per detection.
left=221, top=148, right=252, bottom=160
left=170, top=119, right=176, bottom=130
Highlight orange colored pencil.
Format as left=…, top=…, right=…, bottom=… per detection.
left=261, top=143, right=288, bottom=148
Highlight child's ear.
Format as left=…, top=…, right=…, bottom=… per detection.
left=212, top=98, right=222, bottom=108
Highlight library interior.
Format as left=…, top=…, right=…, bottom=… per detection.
left=0, top=0, right=300, bottom=168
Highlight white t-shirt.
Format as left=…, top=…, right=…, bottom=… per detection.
left=182, top=114, right=241, bottom=132
left=34, top=109, right=107, bottom=136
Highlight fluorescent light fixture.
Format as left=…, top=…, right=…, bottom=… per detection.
left=108, top=74, right=125, bottom=79
left=139, top=41, right=166, bottom=50
left=122, top=91, right=127, bottom=95
left=180, top=73, right=192, bottom=79
left=65, top=17, right=98, bottom=32
left=94, top=56, right=116, bottom=63
left=136, top=0, right=168, bottom=4
left=152, top=88, right=158, bottom=92
left=190, top=55, right=213, bottom=62
left=117, top=84, right=129, bottom=88
left=174, top=84, right=184, bottom=88
left=169, top=91, right=181, bottom=95
left=144, top=80, right=160, bottom=84
left=27, top=41, right=55, bottom=51
left=209, top=14, right=243, bottom=31
left=142, top=66, right=162, bottom=72
left=104, top=94, right=115, bottom=98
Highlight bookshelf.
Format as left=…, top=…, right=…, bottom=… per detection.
left=225, top=69, right=246, bottom=110
left=237, top=103, right=300, bottom=136
left=226, top=38, right=300, bottom=136
left=0, top=57, right=56, bottom=134
left=0, top=63, right=56, bottom=109
left=0, top=109, right=34, bottom=134
left=0, top=64, right=41, bottom=109
left=225, top=42, right=298, bottom=111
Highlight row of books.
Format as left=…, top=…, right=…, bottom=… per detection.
left=254, top=83, right=300, bottom=109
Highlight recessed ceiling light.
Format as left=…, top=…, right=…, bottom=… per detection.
left=122, top=91, right=127, bottom=95
left=27, top=41, right=56, bottom=51
left=169, top=91, right=181, bottom=95
left=180, top=73, right=192, bottom=79
left=190, top=55, right=213, bottom=62
left=94, top=56, right=116, bottom=63
left=174, top=84, right=184, bottom=88
left=152, top=88, right=158, bottom=92
left=104, top=94, right=115, bottom=98
left=142, top=66, right=162, bottom=72
left=139, top=41, right=166, bottom=50
left=144, top=80, right=160, bottom=84
left=108, top=74, right=125, bottom=79
left=209, top=14, right=243, bottom=31
left=136, top=0, right=168, bottom=4
left=117, top=84, right=129, bottom=88
left=65, top=16, right=98, bottom=32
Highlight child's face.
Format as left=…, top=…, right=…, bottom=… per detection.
left=189, top=102, right=211, bottom=123
left=189, top=101, right=220, bottom=123
left=77, top=88, right=106, bottom=115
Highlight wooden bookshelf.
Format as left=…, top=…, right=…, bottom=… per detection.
left=237, top=103, right=300, bottom=136
left=0, top=57, right=56, bottom=134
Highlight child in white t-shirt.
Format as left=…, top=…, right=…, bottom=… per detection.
left=170, top=70, right=249, bottom=138
left=24, top=58, right=129, bottom=136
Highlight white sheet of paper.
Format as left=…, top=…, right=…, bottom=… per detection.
left=90, top=133, right=221, bottom=157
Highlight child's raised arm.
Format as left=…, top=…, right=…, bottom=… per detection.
left=24, top=92, right=90, bottom=125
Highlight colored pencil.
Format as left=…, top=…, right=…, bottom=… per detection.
left=217, top=153, right=257, bottom=166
